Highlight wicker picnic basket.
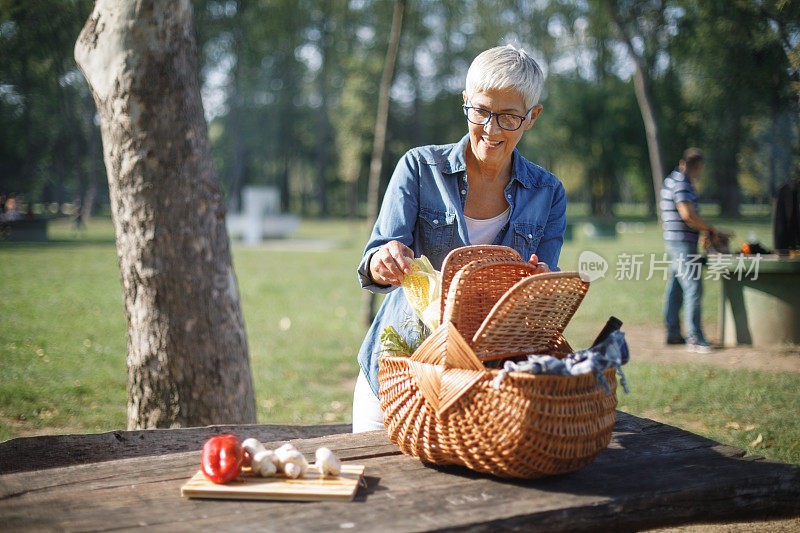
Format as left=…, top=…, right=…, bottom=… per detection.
left=378, top=245, right=618, bottom=479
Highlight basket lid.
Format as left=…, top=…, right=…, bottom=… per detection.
left=470, top=272, right=589, bottom=361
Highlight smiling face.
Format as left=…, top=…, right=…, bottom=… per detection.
left=463, top=87, right=542, bottom=173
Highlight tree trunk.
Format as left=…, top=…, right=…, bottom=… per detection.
left=365, top=0, right=404, bottom=225
left=363, top=0, right=404, bottom=326
left=605, top=2, right=665, bottom=217
left=75, top=0, right=256, bottom=429
left=631, top=64, right=664, bottom=216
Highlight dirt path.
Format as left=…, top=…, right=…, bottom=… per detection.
left=624, top=323, right=800, bottom=373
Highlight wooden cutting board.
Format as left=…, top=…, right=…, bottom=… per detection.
left=181, top=464, right=366, bottom=502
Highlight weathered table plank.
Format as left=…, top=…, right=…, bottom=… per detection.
left=1, top=413, right=798, bottom=532
left=0, top=423, right=351, bottom=474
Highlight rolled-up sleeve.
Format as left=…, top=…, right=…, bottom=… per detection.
left=357, top=150, right=421, bottom=293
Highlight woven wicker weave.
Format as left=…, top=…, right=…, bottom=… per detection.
left=438, top=245, right=522, bottom=321
left=471, top=272, right=589, bottom=361
left=443, top=259, right=540, bottom=346
left=377, top=245, right=616, bottom=479
left=378, top=323, right=618, bottom=479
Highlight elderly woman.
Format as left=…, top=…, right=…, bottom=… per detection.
left=353, top=45, right=567, bottom=432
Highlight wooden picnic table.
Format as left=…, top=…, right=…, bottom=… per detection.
left=1, top=412, right=799, bottom=532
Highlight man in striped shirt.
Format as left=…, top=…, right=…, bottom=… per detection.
left=660, top=148, right=717, bottom=353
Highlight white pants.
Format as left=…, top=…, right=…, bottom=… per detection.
left=352, top=369, right=385, bottom=433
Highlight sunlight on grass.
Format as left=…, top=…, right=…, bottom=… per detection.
left=2, top=213, right=797, bottom=466
left=620, top=360, right=800, bottom=465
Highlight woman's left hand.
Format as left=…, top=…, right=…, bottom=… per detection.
left=528, top=254, right=550, bottom=274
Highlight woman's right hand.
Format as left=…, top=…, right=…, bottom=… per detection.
left=369, top=240, right=414, bottom=286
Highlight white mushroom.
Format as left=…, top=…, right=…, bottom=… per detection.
left=314, top=447, right=341, bottom=477
left=241, top=438, right=265, bottom=467
left=275, top=447, right=308, bottom=479
left=273, top=443, right=299, bottom=470
left=250, top=449, right=278, bottom=477
left=274, top=442, right=297, bottom=455
left=283, top=461, right=305, bottom=479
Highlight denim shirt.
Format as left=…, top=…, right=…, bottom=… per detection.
left=356, top=134, right=567, bottom=397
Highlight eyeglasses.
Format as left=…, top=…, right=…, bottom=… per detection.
left=463, top=104, right=534, bottom=131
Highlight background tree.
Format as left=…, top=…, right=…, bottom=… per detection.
left=2, top=0, right=799, bottom=223
left=363, top=0, right=404, bottom=325
left=0, top=0, right=99, bottom=211
left=674, top=0, right=795, bottom=215
left=75, top=0, right=256, bottom=429
left=754, top=0, right=800, bottom=187
left=601, top=0, right=673, bottom=215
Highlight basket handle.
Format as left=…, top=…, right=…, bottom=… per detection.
left=409, top=322, right=487, bottom=414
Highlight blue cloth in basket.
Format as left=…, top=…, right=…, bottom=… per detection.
left=491, top=330, right=630, bottom=395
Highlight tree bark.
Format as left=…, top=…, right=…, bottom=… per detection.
left=365, top=0, right=404, bottom=226
left=605, top=2, right=665, bottom=217
left=363, top=0, right=404, bottom=326
left=631, top=64, right=664, bottom=215
left=75, top=0, right=256, bottom=429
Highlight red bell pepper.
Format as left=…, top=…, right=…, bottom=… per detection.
left=201, top=434, right=244, bottom=484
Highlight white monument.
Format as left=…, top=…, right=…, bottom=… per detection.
left=226, top=186, right=299, bottom=244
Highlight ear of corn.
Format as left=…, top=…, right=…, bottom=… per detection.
left=402, top=262, right=431, bottom=314
left=401, top=255, right=441, bottom=332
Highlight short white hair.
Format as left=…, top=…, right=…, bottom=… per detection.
left=465, top=45, right=544, bottom=109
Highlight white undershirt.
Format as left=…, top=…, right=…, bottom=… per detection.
left=465, top=206, right=511, bottom=245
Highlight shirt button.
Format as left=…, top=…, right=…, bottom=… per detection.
left=433, top=219, right=439, bottom=224
left=506, top=194, right=512, bottom=199
left=528, top=234, right=533, bottom=238
left=461, top=189, right=466, bottom=195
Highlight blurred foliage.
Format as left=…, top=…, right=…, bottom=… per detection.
left=673, top=0, right=798, bottom=213
left=0, top=0, right=798, bottom=217
left=0, top=0, right=100, bottom=211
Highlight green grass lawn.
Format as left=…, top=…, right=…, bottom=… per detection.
left=2, top=211, right=798, bottom=465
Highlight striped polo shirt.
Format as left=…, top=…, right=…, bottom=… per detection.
left=660, top=170, right=699, bottom=242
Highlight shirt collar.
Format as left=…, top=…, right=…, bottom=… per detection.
left=444, top=134, right=535, bottom=189
left=444, top=134, right=469, bottom=175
